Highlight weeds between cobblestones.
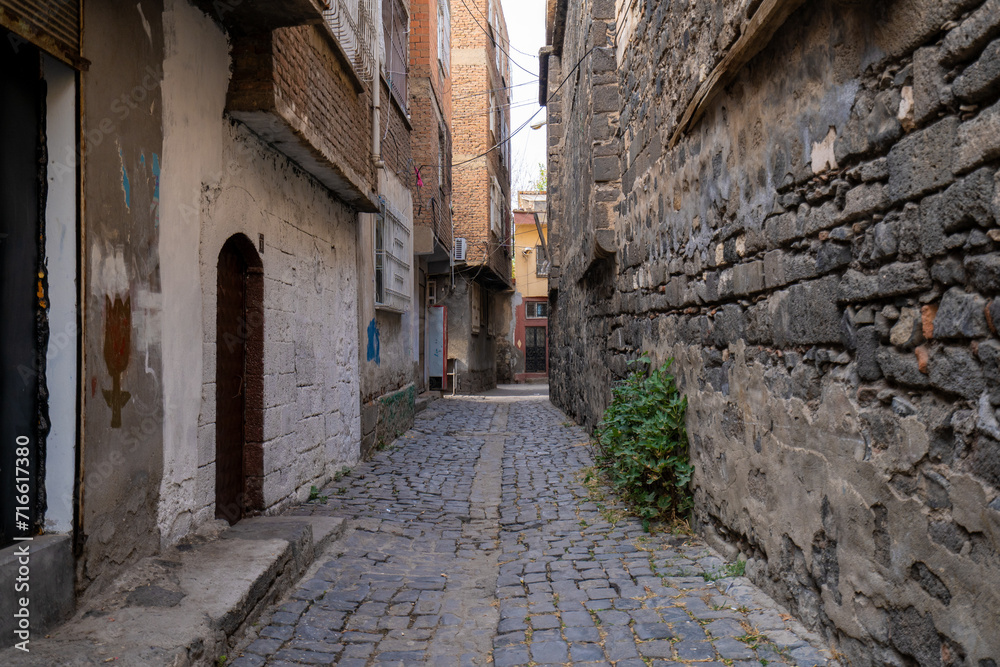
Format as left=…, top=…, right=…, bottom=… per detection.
left=228, top=393, right=841, bottom=667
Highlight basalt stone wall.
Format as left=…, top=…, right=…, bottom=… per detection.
left=547, top=0, right=1000, bottom=663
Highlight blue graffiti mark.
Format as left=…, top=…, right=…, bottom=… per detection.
left=139, top=153, right=145, bottom=166
left=366, top=319, right=381, bottom=365
left=151, top=153, right=161, bottom=227
left=119, top=147, right=131, bottom=210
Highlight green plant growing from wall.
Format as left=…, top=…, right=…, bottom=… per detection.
left=594, top=356, right=693, bottom=530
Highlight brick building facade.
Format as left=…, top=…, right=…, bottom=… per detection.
left=543, top=0, right=1000, bottom=663
left=409, top=0, right=456, bottom=392
left=444, top=0, right=514, bottom=393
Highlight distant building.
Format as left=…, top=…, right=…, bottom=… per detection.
left=409, top=0, right=456, bottom=395
left=511, top=192, right=550, bottom=381
left=444, top=0, right=514, bottom=393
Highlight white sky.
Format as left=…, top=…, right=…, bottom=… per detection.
left=499, top=0, right=547, bottom=195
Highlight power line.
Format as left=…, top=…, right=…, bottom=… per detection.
left=453, top=46, right=598, bottom=168
left=451, top=79, right=539, bottom=102
left=468, top=0, right=541, bottom=60
left=457, top=0, right=538, bottom=79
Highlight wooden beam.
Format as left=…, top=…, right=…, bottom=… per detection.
left=668, top=0, right=806, bottom=149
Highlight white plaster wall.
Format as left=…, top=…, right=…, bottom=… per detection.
left=42, top=55, right=78, bottom=534
left=157, top=0, right=226, bottom=544
left=357, top=169, right=417, bottom=399
left=158, top=0, right=362, bottom=540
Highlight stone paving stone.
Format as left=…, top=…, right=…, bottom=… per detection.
left=238, top=394, right=841, bottom=667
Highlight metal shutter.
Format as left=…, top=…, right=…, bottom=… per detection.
left=0, top=0, right=83, bottom=68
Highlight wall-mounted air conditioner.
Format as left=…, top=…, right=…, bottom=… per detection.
left=453, top=237, right=467, bottom=262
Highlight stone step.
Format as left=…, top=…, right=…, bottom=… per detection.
left=0, top=516, right=344, bottom=666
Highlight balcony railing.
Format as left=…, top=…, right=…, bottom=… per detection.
left=324, top=0, right=377, bottom=83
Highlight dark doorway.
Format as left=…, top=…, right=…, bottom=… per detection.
left=0, top=39, right=45, bottom=548
left=525, top=326, right=547, bottom=374
left=216, top=234, right=264, bottom=524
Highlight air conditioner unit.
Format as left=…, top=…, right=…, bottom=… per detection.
left=453, top=237, right=468, bottom=262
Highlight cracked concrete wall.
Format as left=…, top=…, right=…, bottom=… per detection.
left=548, top=0, right=1000, bottom=663
left=79, top=0, right=167, bottom=598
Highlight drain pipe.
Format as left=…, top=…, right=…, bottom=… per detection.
left=372, top=15, right=385, bottom=170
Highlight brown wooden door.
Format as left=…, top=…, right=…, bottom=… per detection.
left=216, top=241, right=247, bottom=524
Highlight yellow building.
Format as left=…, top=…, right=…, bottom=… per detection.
left=512, top=192, right=549, bottom=380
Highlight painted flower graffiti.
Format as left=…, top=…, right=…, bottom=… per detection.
left=102, top=294, right=132, bottom=428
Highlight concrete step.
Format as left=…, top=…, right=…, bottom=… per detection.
left=0, top=516, right=344, bottom=666
left=414, top=390, right=443, bottom=414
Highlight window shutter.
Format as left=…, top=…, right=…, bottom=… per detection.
left=0, top=0, right=83, bottom=68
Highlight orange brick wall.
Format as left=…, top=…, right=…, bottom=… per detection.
left=409, top=0, right=453, bottom=251
left=271, top=25, right=378, bottom=193
left=451, top=0, right=511, bottom=281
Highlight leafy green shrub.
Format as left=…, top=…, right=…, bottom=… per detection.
left=594, top=356, right=693, bottom=528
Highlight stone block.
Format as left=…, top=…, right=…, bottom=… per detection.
left=593, top=85, right=620, bottom=114
left=924, top=167, right=996, bottom=232
left=712, top=304, right=747, bottom=348
left=956, top=100, right=1000, bottom=174
left=838, top=183, right=890, bottom=223
left=856, top=326, right=883, bottom=381
left=769, top=277, right=843, bottom=347
left=763, top=250, right=786, bottom=289
left=887, top=117, right=958, bottom=204
left=593, top=155, right=619, bottom=182
left=931, top=258, right=966, bottom=286
left=732, top=260, right=764, bottom=296
left=933, top=287, right=988, bottom=338
left=913, top=47, right=948, bottom=125
left=890, top=307, right=922, bottom=348
left=877, top=347, right=931, bottom=388
left=837, top=262, right=932, bottom=303
left=942, top=0, right=1000, bottom=65
left=965, top=253, right=1000, bottom=292
left=764, top=211, right=801, bottom=247
left=953, top=38, right=1000, bottom=103
left=930, top=346, right=986, bottom=398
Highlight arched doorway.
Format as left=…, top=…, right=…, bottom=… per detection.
left=216, top=234, right=264, bottom=524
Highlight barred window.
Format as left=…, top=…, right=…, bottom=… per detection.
left=374, top=198, right=412, bottom=312
left=437, top=0, right=451, bottom=75
left=324, top=0, right=378, bottom=82
left=490, top=176, right=504, bottom=236
left=382, top=0, right=409, bottom=112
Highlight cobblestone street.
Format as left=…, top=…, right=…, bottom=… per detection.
left=231, top=388, right=841, bottom=667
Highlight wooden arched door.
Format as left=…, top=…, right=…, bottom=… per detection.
left=216, top=234, right=263, bottom=524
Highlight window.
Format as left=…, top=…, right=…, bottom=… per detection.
left=324, top=0, right=378, bottom=82
left=526, top=301, right=548, bottom=319
left=374, top=197, right=412, bottom=312
left=489, top=91, right=496, bottom=137
left=382, top=0, right=408, bottom=111
left=437, top=0, right=451, bottom=75
left=535, top=245, right=550, bottom=277
left=499, top=109, right=510, bottom=172
left=490, top=176, right=503, bottom=236
left=438, top=129, right=445, bottom=190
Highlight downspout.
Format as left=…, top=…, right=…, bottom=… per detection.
left=372, top=0, right=385, bottom=170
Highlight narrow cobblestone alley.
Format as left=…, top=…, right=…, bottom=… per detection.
left=231, top=389, right=841, bottom=667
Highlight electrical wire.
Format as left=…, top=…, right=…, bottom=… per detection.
left=452, top=45, right=598, bottom=168
left=451, top=79, right=539, bottom=102
left=467, top=0, right=542, bottom=60
left=457, top=0, right=538, bottom=79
